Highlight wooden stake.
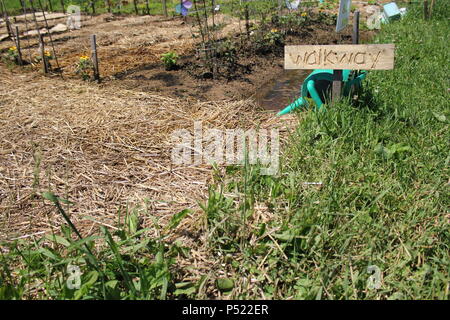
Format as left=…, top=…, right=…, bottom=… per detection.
left=133, top=0, right=139, bottom=15
left=36, top=0, right=63, bottom=74
left=162, top=0, right=168, bottom=17
left=91, top=0, right=96, bottom=15
left=332, top=69, right=343, bottom=102
left=106, top=0, right=112, bottom=13
left=0, top=0, right=13, bottom=38
left=352, top=11, right=360, bottom=45
left=19, top=0, right=33, bottom=62
left=39, top=34, right=49, bottom=73
left=15, top=26, right=23, bottom=66
left=429, top=0, right=435, bottom=19
left=90, top=34, right=100, bottom=82
left=145, top=0, right=150, bottom=15
left=60, top=0, right=65, bottom=12
left=423, top=0, right=429, bottom=20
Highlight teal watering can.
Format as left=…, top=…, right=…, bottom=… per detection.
left=277, top=69, right=367, bottom=116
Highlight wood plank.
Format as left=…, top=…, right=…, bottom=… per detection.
left=285, top=44, right=395, bottom=70
left=332, top=69, right=343, bottom=102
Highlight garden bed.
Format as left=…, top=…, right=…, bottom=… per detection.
left=1, top=10, right=376, bottom=103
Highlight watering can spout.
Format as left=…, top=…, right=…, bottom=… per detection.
left=277, top=97, right=306, bottom=116
left=276, top=69, right=368, bottom=116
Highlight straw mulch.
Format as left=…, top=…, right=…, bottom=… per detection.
left=0, top=67, right=292, bottom=247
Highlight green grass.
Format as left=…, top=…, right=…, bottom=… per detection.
left=0, top=2, right=448, bottom=300
left=0, top=192, right=193, bottom=299
left=201, top=2, right=449, bottom=299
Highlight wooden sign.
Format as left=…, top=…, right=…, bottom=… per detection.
left=285, top=44, right=395, bottom=70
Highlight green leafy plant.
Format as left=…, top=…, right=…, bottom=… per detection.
left=6, top=46, right=18, bottom=61
left=264, top=28, right=284, bottom=46
left=0, top=192, right=192, bottom=300
left=33, top=50, right=54, bottom=69
left=1, top=45, right=20, bottom=67
left=75, top=55, right=94, bottom=81
left=275, top=12, right=309, bottom=34
left=160, top=51, right=179, bottom=71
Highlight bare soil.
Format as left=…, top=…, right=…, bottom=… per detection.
left=1, top=11, right=376, bottom=102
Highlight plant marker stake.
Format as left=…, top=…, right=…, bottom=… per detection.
left=15, top=26, right=23, bottom=65
left=91, top=34, right=100, bottom=82
left=60, top=0, right=65, bottom=12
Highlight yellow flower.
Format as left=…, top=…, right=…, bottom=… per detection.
left=301, top=12, right=307, bottom=17
left=79, top=55, right=90, bottom=61
left=9, top=46, right=17, bottom=51
left=44, top=50, right=51, bottom=57
left=270, top=28, right=279, bottom=33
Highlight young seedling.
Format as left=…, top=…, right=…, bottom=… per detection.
left=161, top=51, right=179, bottom=71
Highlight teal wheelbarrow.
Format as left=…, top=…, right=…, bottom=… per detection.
left=277, top=69, right=367, bottom=116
